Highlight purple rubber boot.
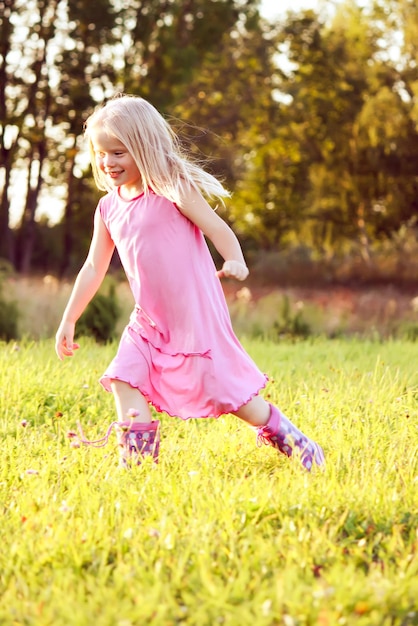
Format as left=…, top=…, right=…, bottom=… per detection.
left=116, top=420, right=160, bottom=467
left=75, top=413, right=160, bottom=468
left=256, top=404, right=325, bottom=471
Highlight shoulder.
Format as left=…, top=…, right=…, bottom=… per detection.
left=98, top=190, right=117, bottom=206
left=98, top=190, right=119, bottom=218
left=178, top=184, right=202, bottom=205
left=176, top=185, right=214, bottom=222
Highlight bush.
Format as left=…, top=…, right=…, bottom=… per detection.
left=272, top=295, right=311, bottom=339
left=397, top=322, right=418, bottom=342
left=0, top=294, right=20, bottom=341
left=0, top=260, right=20, bottom=341
left=77, top=283, right=121, bottom=343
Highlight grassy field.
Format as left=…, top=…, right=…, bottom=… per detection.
left=0, top=337, right=417, bottom=626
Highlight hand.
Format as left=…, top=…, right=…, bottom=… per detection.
left=55, top=320, right=80, bottom=360
left=216, top=260, right=249, bottom=281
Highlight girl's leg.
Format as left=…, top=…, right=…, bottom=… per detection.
left=233, top=394, right=270, bottom=427
left=232, top=395, right=324, bottom=471
left=110, top=379, right=153, bottom=423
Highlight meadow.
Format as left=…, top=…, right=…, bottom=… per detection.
left=0, top=336, right=417, bottom=625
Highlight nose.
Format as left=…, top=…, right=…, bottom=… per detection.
left=103, top=153, right=115, bottom=169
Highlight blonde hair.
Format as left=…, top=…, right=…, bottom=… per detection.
left=84, top=94, right=230, bottom=205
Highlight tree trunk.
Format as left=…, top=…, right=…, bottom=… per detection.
left=59, top=142, right=77, bottom=277
left=357, top=202, right=371, bottom=265
left=18, top=142, right=47, bottom=273
left=0, top=159, right=15, bottom=265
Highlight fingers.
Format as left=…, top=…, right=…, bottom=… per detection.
left=55, top=320, right=78, bottom=360
left=56, top=341, right=80, bottom=360
left=216, top=261, right=249, bottom=281
left=55, top=328, right=79, bottom=360
left=60, top=341, right=79, bottom=358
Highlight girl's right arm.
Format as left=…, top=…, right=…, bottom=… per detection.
left=55, top=208, right=115, bottom=360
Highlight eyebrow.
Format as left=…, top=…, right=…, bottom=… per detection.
left=93, top=145, right=125, bottom=152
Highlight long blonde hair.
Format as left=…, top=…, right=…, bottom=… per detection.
left=84, top=94, right=230, bottom=205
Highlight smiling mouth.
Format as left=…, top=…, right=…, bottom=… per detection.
left=107, top=171, right=123, bottom=177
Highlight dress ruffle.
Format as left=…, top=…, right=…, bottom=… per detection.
left=100, top=324, right=268, bottom=420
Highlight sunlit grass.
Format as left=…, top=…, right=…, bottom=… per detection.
left=0, top=338, right=417, bottom=625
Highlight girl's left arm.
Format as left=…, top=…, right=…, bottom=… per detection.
left=178, top=187, right=249, bottom=281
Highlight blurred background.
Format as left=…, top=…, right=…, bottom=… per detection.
left=1, top=0, right=417, bottom=340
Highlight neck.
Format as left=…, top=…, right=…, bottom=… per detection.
left=118, top=184, right=144, bottom=201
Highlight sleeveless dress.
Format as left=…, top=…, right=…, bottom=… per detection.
left=98, top=188, right=267, bottom=419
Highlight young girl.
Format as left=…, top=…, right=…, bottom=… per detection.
left=55, top=94, right=324, bottom=471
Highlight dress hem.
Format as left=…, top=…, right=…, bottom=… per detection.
left=100, top=374, right=269, bottom=420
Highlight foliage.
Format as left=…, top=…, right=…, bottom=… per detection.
left=0, top=338, right=417, bottom=624
left=1, top=0, right=418, bottom=273
left=0, top=292, right=19, bottom=342
left=398, top=322, right=418, bottom=342
left=247, top=216, right=418, bottom=288
left=5, top=273, right=417, bottom=342
left=230, top=3, right=418, bottom=253
left=272, top=295, right=311, bottom=339
left=0, top=260, right=20, bottom=341
left=76, top=282, right=121, bottom=343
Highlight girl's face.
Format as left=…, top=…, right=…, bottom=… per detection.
left=90, top=128, right=142, bottom=198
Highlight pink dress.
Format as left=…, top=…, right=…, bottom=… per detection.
left=99, top=189, right=267, bottom=419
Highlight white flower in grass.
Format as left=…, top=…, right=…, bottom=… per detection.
left=123, top=528, right=133, bottom=540
left=261, top=599, right=272, bottom=616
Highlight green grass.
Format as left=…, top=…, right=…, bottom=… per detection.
left=0, top=338, right=417, bottom=626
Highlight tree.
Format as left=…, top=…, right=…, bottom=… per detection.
left=267, top=8, right=375, bottom=252
left=170, top=5, right=282, bottom=245
left=14, top=0, right=59, bottom=272
left=48, top=0, right=116, bottom=275
left=2, top=0, right=418, bottom=274
left=116, top=0, right=259, bottom=108
left=232, top=2, right=418, bottom=255
left=0, top=0, right=21, bottom=263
